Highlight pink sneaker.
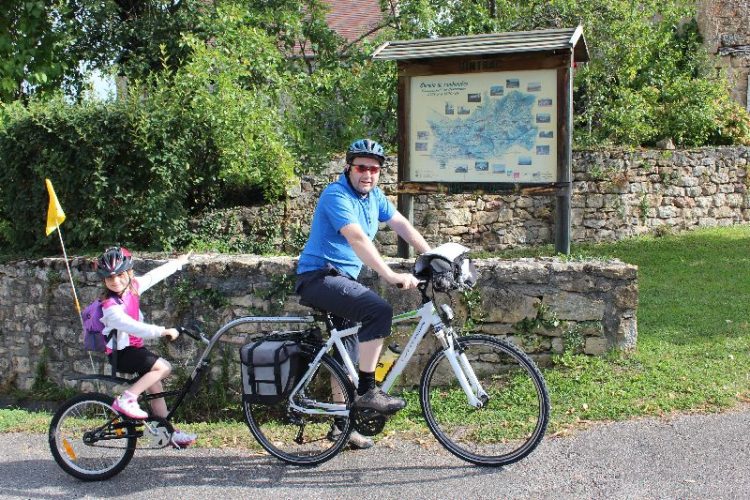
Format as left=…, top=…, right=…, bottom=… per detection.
left=171, top=429, right=197, bottom=448
left=112, top=394, right=148, bottom=419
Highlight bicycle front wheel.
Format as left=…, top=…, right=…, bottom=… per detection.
left=49, top=392, right=137, bottom=481
left=420, top=335, right=550, bottom=466
left=243, top=353, right=355, bottom=466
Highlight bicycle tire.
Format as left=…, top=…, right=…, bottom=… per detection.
left=49, top=392, right=137, bottom=481
left=420, top=334, right=550, bottom=466
left=243, top=352, right=355, bottom=466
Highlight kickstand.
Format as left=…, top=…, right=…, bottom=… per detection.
left=294, top=424, right=306, bottom=444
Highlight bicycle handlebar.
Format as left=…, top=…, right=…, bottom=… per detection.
left=396, top=279, right=427, bottom=289
left=178, top=326, right=210, bottom=345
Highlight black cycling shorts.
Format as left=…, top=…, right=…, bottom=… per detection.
left=108, top=346, right=160, bottom=376
left=295, top=264, right=393, bottom=350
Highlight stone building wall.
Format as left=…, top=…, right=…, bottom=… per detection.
left=697, top=0, right=750, bottom=109
left=0, top=254, right=636, bottom=392
left=229, top=147, right=749, bottom=255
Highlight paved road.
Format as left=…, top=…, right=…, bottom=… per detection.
left=2, top=407, right=749, bottom=499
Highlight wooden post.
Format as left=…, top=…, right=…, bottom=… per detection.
left=397, top=194, right=414, bottom=258
left=397, top=70, right=414, bottom=258
left=554, top=53, right=574, bottom=255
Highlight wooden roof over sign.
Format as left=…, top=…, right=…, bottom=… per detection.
left=372, top=26, right=589, bottom=63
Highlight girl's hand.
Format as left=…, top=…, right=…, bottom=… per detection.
left=162, top=328, right=180, bottom=341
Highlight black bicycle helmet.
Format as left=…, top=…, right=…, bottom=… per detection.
left=95, top=246, right=133, bottom=278
left=345, top=139, right=385, bottom=166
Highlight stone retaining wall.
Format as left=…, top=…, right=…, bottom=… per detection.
left=205, top=147, right=750, bottom=255
left=0, top=254, right=636, bottom=391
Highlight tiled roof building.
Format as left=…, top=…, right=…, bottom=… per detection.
left=324, top=0, right=388, bottom=43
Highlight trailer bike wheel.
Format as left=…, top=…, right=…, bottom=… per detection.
left=49, top=392, right=137, bottom=481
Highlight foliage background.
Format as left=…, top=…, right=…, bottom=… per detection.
left=1, top=0, right=749, bottom=253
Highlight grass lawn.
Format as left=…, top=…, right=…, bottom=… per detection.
left=3, top=225, right=750, bottom=447
left=391, top=225, right=750, bottom=437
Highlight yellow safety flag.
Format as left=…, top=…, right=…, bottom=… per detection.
left=43, top=179, right=90, bottom=370
left=45, top=179, right=66, bottom=235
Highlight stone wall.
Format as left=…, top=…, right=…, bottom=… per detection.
left=697, top=0, right=750, bottom=109
left=210, top=146, right=750, bottom=254
left=0, top=254, right=636, bottom=391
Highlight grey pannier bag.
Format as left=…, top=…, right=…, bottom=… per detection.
left=240, top=340, right=304, bottom=404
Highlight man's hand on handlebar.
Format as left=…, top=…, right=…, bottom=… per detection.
left=388, top=272, right=420, bottom=290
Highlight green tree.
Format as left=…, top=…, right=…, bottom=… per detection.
left=0, top=4, right=304, bottom=252
left=156, top=5, right=297, bottom=201
left=378, top=0, right=750, bottom=147
left=241, top=0, right=396, bottom=165
left=62, top=0, right=211, bottom=84
left=0, top=1, right=71, bottom=102
left=0, top=1, right=212, bottom=103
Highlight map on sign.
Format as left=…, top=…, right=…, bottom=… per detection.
left=408, top=69, right=557, bottom=183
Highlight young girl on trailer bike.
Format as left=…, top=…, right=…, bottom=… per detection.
left=95, top=246, right=196, bottom=447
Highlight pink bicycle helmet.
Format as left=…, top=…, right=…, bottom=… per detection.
left=95, top=246, right=133, bottom=278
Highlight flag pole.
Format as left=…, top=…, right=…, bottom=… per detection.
left=45, top=178, right=98, bottom=376
left=56, top=225, right=82, bottom=320
left=55, top=225, right=97, bottom=374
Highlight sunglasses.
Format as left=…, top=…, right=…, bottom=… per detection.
left=351, top=164, right=381, bottom=174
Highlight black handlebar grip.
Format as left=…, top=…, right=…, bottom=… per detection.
left=178, top=326, right=201, bottom=341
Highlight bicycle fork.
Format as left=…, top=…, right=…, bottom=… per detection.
left=435, top=327, right=488, bottom=408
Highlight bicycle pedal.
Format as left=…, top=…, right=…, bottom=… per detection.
left=350, top=407, right=387, bottom=436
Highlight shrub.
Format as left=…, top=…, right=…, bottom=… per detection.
left=0, top=6, right=306, bottom=254
left=0, top=97, right=194, bottom=252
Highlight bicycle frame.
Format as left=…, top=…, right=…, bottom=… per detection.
left=72, top=316, right=316, bottom=421
left=70, top=300, right=486, bottom=424
left=287, top=298, right=488, bottom=418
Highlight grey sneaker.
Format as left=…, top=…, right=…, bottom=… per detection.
left=353, top=388, right=406, bottom=415
left=328, top=424, right=374, bottom=450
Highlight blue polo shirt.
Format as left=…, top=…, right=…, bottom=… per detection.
left=297, top=173, right=396, bottom=279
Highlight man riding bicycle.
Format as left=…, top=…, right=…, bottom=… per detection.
left=295, top=138, right=431, bottom=448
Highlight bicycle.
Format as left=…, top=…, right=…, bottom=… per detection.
left=243, top=243, right=551, bottom=467
left=48, top=325, right=215, bottom=481
left=48, top=244, right=550, bottom=480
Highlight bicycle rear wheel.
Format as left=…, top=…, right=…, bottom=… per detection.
left=420, top=334, right=550, bottom=466
left=49, top=392, right=137, bottom=481
left=243, top=353, right=355, bottom=465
